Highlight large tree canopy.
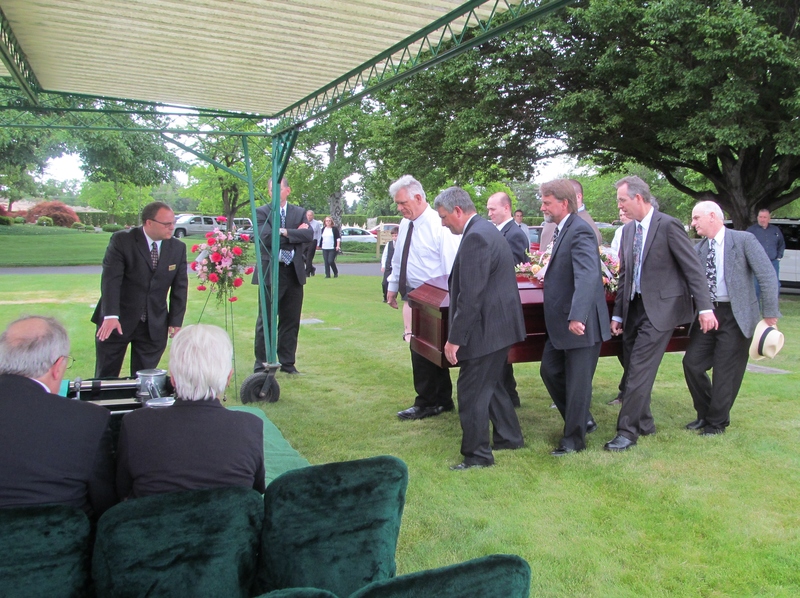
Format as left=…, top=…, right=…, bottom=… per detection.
left=544, top=0, right=800, bottom=228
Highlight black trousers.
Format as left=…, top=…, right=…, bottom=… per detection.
left=95, top=319, right=167, bottom=378
left=682, top=302, right=750, bottom=431
left=303, top=242, right=317, bottom=276
left=457, top=346, right=523, bottom=465
left=616, top=296, right=674, bottom=441
left=410, top=348, right=454, bottom=410
left=540, top=338, right=601, bottom=451
left=254, top=264, right=304, bottom=370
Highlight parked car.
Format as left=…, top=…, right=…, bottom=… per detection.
left=340, top=227, right=377, bottom=243
left=368, top=223, right=399, bottom=236
left=233, top=217, right=252, bottom=230
left=234, top=227, right=254, bottom=242
left=173, top=214, right=222, bottom=238
left=527, top=225, right=543, bottom=253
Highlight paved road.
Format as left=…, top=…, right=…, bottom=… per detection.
left=0, top=262, right=383, bottom=277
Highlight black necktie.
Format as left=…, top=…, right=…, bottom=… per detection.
left=706, top=239, right=717, bottom=301
left=150, top=241, right=158, bottom=269
left=398, top=221, right=414, bottom=297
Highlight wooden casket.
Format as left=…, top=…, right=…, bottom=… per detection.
left=408, top=275, right=692, bottom=369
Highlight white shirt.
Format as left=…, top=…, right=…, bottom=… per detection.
left=495, top=217, right=514, bottom=232
left=387, top=205, right=461, bottom=293
left=321, top=227, right=335, bottom=250
left=709, top=227, right=729, bottom=301
left=610, top=225, right=624, bottom=258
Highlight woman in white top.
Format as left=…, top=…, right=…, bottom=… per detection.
left=319, top=216, right=341, bottom=278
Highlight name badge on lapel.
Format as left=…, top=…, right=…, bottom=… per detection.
left=168, top=264, right=176, bottom=271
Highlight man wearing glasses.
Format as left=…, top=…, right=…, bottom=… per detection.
left=92, top=201, right=188, bottom=378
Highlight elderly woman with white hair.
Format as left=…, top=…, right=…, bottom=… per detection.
left=116, top=324, right=266, bottom=499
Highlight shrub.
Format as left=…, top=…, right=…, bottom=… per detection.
left=340, top=241, right=376, bottom=253
left=71, top=222, right=85, bottom=230
left=0, top=215, right=13, bottom=226
left=600, top=227, right=617, bottom=245
left=26, top=201, right=80, bottom=228
left=13, top=216, right=25, bottom=224
left=37, top=216, right=54, bottom=227
left=0, top=204, right=6, bottom=217
left=102, top=224, right=124, bottom=233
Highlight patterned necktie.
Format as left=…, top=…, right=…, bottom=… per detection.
left=150, top=241, right=159, bottom=269
left=398, top=221, right=414, bottom=296
left=279, top=207, right=293, bottom=265
left=632, top=223, right=643, bottom=299
left=706, top=239, right=717, bottom=301
left=551, top=225, right=560, bottom=248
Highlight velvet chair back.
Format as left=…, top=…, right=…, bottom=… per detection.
left=0, top=505, right=92, bottom=598
left=348, top=554, right=532, bottom=598
left=256, top=455, right=408, bottom=597
left=92, top=487, right=264, bottom=597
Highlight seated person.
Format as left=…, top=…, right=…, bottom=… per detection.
left=116, top=324, right=266, bottom=499
left=0, top=315, right=116, bottom=518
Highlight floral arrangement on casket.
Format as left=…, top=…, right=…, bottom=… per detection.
left=514, top=245, right=620, bottom=294
left=191, top=221, right=254, bottom=303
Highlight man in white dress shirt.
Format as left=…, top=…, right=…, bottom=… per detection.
left=386, top=175, right=461, bottom=420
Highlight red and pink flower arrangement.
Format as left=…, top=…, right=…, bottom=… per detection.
left=191, top=226, right=254, bottom=303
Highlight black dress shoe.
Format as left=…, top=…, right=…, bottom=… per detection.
left=603, top=434, right=637, bottom=452
left=586, top=419, right=598, bottom=434
left=550, top=446, right=584, bottom=457
left=449, top=462, right=491, bottom=471
left=685, top=418, right=707, bottom=430
left=280, top=366, right=301, bottom=375
left=397, top=405, right=450, bottom=420
left=701, top=426, right=725, bottom=436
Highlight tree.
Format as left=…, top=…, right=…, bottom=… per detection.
left=79, top=180, right=152, bottom=221
left=0, top=127, right=65, bottom=212
left=537, top=0, right=800, bottom=228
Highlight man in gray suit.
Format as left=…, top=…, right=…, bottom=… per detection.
left=606, top=176, right=717, bottom=451
left=487, top=191, right=529, bottom=408
left=435, top=187, right=526, bottom=470
left=684, top=201, right=780, bottom=435
left=538, top=180, right=611, bottom=456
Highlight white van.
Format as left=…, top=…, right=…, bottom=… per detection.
left=772, top=219, right=799, bottom=288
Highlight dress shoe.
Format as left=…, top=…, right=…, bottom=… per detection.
left=603, top=434, right=637, bottom=452
left=550, top=446, right=584, bottom=457
left=586, top=419, right=598, bottom=434
left=397, top=405, right=450, bottom=420
left=607, top=395, right=622, bottom=406
left=685, top=418, right=707, bottom=430
left=449, top=462, right=491, bottom=471
left=701, top=426, right=725, bottom=436
left=280, top=366, right=302, bottom=375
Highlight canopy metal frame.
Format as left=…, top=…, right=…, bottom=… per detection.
left=0, top=0, right=575, bottom=400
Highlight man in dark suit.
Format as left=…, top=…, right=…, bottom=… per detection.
left=684, top=201, right=780, bottom=435
left=487, top=191, right=529, bottom=408
left=252, top=178, right=313, bottom=374
left=434, top=187, right=526, bottom=470
left=538, top=180, right=611, bottom=456
left=539, top=179, right=602, bottom=250
left=606, top=176, right=717, bottom=451
left=93, top=201, right=188, bottom=378
left=0, top=316, right=116, bottom=518
left=117, top=324, right=265, bottom=498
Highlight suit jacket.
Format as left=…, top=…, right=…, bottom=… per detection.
left=614, top=210, right=713, bottom=332
left=448, top=216, right=526, bottom=361
left=0, top=375, right=116, bottom=518
left=500, top=220, right=530, bottom=264
left=116, top=398, right=266, bottom=499
left=540, top=210, right=602, bottom=249
left=695, top=229, right=781, bottom=337
left=252, top=202, right=313, bottom=286
left=92, top=227, right=188, bottom=341
left=543, top=215, right=611, bottom=350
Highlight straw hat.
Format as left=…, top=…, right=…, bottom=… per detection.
left=749, top=320, right=785, bottom=361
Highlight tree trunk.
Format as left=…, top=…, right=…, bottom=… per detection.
left=329, top=191, right=343, bottom=227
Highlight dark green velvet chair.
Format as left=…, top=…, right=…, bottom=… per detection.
left=348, top=554, right=532, bottom=598
left=256, top=455, right=408, bottom=597
left=92, top=487, right=264, bottom=597
left=0, top=504, right=92, bottom=598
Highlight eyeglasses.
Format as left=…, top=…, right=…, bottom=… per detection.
left=150, top=219, right=176, bottom=228
left=57, top=355, right=75, bottom=369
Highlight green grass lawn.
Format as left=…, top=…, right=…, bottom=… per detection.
left=1, top=272, right=798, bottom=596
left=0, top=226, right=380, bottom=266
